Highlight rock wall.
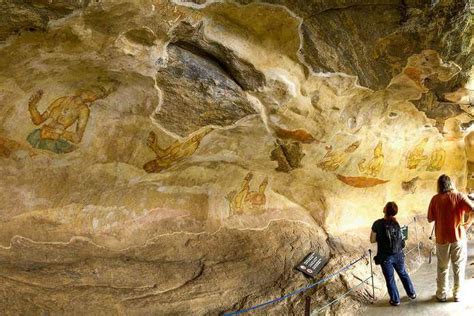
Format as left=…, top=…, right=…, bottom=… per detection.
left=0, top=0, right=472, bottom=314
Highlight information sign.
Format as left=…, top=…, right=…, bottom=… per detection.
left=296, top=252, right=328, bottom=278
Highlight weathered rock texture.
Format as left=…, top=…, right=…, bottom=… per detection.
left=0, top=0, right=472, bottom=315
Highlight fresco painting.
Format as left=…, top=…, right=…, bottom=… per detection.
left=426, top=145, right=446, bottom=172
left=26, top=88, right=107, bottom=154
left=143, top=126, right=213, bottom=173
left=226, top=172, right=269, bottom=215
left=274, top=126, right=319, bottom=144
left=358, top=142, right=384, bottom=177
left=406, top=138, right=445, bottom=171
left=406, top=138, right=429, bottom=169
left=336, top=174, right=389, bottom=188
left=317, top=141, right=360, bottom=172
left=0, top=2, right=470, bottom=313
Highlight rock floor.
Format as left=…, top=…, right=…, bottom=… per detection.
left=360, top=240, right=474, bottom=316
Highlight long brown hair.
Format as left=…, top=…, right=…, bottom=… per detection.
left=437, top=174, right=454, bottom=194
left=384, top=201, right=398, bottom=222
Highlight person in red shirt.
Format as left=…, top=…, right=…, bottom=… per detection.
left=427, top=174, right=474, bottom=302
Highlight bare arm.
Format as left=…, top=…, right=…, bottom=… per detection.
left=462, top=193, right=474, bottom=211
left=28, top=90, right=47, bottom=125
left=151, top=143, right=167, bottom=157
left=241, top=173, right=252, bottom=191
left=146, top=131, right=167, bottom=157
left=62, top=106, right=89, bottom=144
left=457, top=193, right=474, bottom=230
left=370, top=231, right=376, bottom=244
left=29, top=94, right=66, bottom=126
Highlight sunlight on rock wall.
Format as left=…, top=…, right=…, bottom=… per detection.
left=0, top=0, right=472, bottom=314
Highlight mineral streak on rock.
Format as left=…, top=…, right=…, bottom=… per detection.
left=153, top=43, right=257, bottom=136
left=270, top=139, right=305, bottom=172
left=0, top=0, right=472, bottom=315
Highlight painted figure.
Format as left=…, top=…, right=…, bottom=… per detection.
left=358, top=142, right=384, bottom=177
left=143, top=126, right=213, bottom=173
left=406, top=138, right=429, bottom=169
left=226, top=172, right=268, bottom=214
left=26, top=88, right=106, bottom=154
left=427, top=145, right=446, bottom=172
left=317, top=141, right=360, bottom=172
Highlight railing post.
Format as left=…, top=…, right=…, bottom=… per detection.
left=414, top=217, right=421, bottom=258
left=304, top=296, right=311, bottom=316
left=368, top=249, right=375, bottom=303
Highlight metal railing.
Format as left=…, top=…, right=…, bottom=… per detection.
left=225, top=217, right=422, bottom=315
left=404, top=217, right=421, bottom=258
left=224, top=251, right=375, bottom=315
left=311, top=250, right=375, bottom=314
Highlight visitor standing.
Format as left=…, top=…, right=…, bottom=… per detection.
left=427, top=174, right=474, bottom=302
left=371, top=201, right=416, bottom=306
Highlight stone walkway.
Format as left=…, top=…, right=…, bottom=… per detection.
left=360, top=241, right=474, bottom=316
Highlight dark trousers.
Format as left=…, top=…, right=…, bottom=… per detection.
left=380, top=252, right=416, bottom=303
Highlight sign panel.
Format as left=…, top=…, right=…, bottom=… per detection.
left=296, top=252, right=328, bottom=278
left=401, top=225, right=408, bottom=241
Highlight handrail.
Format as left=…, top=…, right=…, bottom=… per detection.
left=314, top=276, right=372, bottom=313
left=404, top=217, right=421, bottom=257
left=225, top=217, right=422, bottom=315
left=224, top=252, right=369, bottom=315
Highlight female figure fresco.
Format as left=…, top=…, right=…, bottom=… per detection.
left=26, top=88, right=106, bottom=154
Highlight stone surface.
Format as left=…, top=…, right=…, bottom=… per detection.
left=0, top=0, right=89, bottom=43
left=153, top=43, right=257, bottom=136
left=0, top=0, right=472, bottom=314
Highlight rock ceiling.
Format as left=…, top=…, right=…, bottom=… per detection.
left=0, top=0, right=472, bottom=314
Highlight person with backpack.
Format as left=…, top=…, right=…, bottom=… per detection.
left=370, top=201, right=416, bottom=306
left=427, top=174, right=474, bottom=302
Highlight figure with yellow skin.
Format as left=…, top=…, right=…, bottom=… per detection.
left=427, top=144, right=446, bottom=172
left=317, top=141, right=360, bottom=172
left=246, top=176, right=268, bottom=208
left=143, top=126, right=213, bottom=173
left=26, top=88, right=105, bottom=154
left=406, top=138, right=429, bottom=169
left=358, top=142, right=384, bottom=177
left=226, top=172, right=269, bottom=214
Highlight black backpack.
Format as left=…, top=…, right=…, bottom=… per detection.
left=384, top=220, right=405, bottom=253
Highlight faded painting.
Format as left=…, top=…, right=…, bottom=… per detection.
left=226, top=172, right=269, bottom=215
left=26, top=87, right=107, bottom=154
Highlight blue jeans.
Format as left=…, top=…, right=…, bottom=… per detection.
left=380, top=252, right=416, bottom=303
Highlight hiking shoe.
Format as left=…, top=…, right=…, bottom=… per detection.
left=436, top=296, right=447, bottom=302
left=389, top=300, right=400, bottom=306
left=408, top=294, right=417, bottom=300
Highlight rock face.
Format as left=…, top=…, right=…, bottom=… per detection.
left=0, top=0, right=89, bottom=43
left=0, top=0, right=472, bottom=315
left=153, top=43, right=257, bottom=136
